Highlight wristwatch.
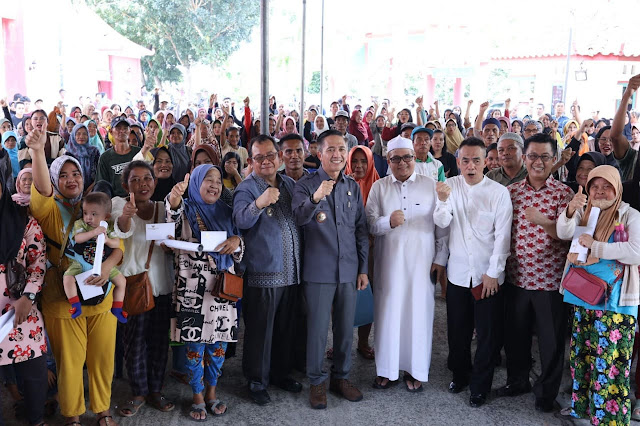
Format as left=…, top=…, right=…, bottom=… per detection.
left=23, top=292, right=36, bottom=304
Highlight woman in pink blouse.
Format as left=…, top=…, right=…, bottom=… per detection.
left=0, top=170, right=48, bottom=425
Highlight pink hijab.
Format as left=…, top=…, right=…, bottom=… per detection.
left=11, top=168, right=32, bottom=206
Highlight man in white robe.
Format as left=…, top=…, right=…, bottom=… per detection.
left=365, top=136, right=448, bottom=392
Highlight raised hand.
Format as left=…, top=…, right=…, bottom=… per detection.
left=479, top=101, right=490, bottom=114
left=415, top=96, right=423, bottom=106
left=567, top=185, right=587, bottom=218
left=436, top=181, right=451, bottom=202
left=312, top=180, right=335, bottom=203
left=243, top=97, right=250, bottom=106
left=0, top=98, right=6, bottom=108
left=122, top=192, right=138, bottom=218
left=172, top=174, right=190, bottom=198
left=390, top=210, right=405, bottom=228
left=256, top=187, right=280, bottom=209
left=625, top=75, right=640, bottom=95
left=467, top=99, right=474, bottom=107
left=25, top=126, right=46, bottom=152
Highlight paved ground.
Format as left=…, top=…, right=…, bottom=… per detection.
left=1, top=294, right=636, bottom=425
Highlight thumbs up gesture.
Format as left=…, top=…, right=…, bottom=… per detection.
left=567, top=185, right=588, bottom=218
left=169, top=173, right=190, bottom=209
left=25, top=125, right=46, bottom=152
left=122, top=192, right=138, bottom=218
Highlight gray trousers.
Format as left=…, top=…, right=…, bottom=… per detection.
left=305, top=281, right=357, bottom=386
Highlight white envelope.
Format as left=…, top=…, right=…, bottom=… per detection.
left=75, top=270, right=105, bottom=300
left=146, top=223, right=175, bottom=241
left=0, top=310, right=15, bottom=343
left=201, top=231, right=228, bottom=251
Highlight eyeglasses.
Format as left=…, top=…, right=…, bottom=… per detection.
left=253, top=152, right=278, bottom=163
left=525, top=153, right=554, bottom=163
left=598, top=137, right=612, bottom=144
left=523, top=128, right=538, bottom=134
left=389, top=154, right=415, bottom=164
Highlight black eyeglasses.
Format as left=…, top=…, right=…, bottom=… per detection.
left=389, top=154, right=415, bottom=164
left=525, top=153, right=553, bottom=163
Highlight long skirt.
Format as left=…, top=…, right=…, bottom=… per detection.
left=569, top=306, right=635, bottom=425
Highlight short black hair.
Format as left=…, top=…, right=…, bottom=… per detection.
left=83, top=191, right=112, bottom=212
left=248, top=134, right=279, bottom=158
left=278, top=133, right=304, bottom=147
left=524, top=132, right=557, bottom=155
left=317, top=129, right=345, bottom=151
left=459, top=137, right=486, bottom=151
left=486, top=142, right=498, bottom=153
left=122, top=160, right=155, bottom=186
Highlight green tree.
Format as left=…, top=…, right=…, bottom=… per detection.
left=308, top=71, right=321, bottom=94
left=86, top=0, right=260, bottom=88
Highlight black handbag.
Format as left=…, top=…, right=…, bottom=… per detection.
left=5, top=258, right=27, bottom=300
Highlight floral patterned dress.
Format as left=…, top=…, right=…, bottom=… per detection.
left=0, top=216, right=47, bottom=365
left=565, top=236, right=637, bottom=425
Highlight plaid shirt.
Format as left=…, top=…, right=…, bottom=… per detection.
left=507, top=176, right=574, bottom=291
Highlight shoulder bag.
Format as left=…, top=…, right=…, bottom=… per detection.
left=123, top=202, right=158, bottom=316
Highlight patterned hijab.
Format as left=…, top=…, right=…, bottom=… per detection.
left=66, top=123, right=99, bottom=188
left=184, top=164, right=237, bottom=271
left=50, top=155, right=84, bottom=205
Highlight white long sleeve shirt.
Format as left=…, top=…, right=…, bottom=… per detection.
left=433, top=175, right=512, bottom=288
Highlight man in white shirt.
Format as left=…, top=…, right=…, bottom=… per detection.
left=366, top=136, right=448, bottom=393
left=433, top=137, right=512, bottom=408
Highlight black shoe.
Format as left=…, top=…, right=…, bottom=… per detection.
left=249, top=388, right=271, bottom=405
left=495, top=381, right=531, bottom=397
left=274, top=377, right=303, bottom=393
left=470, top=393, right=486, bottom=408
left=448, top=381, right=468, bottom=394
left=535, top=399, right=559, bottom=413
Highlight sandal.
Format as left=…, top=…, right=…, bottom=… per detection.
left=372, top=376, right=392, bottom=389
left=357, top=346, right=375, bottom=360
left=147, top=393, right=175, bottom=412
left=96, top=415, right=114, bottom=425
left=206, top=399, right=228, bottom=416
left=118, top=398, right=145, bottom=417
left=189, top=403, right=207, bottom=422
left=632, top=399, right=640, bottom=421
left=404, top=373, right=424, bottom=393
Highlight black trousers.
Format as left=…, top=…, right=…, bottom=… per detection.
left=291, top=286, right=307, bottom=371
left=446, top=281, right=504, bottom=395
left=13, top=355, right=48, bottom=425
left=242, top=284, right=298, bottom=391
left=503, top=284, right=566, bottom=403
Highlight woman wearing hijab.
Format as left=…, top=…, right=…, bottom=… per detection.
left=28, top=123, right=122, bottom=426
left=61, top=117, right=76, bottom=144
left=150, top=147, right=175, bottom=202
left=444, top=118, right=464, bottom=153
left=313, top=114, right=330, bottom=140
left=138, top=110, right=150, bottom=129
left=112, top=161, right=175, bottom=418
left=166, top=164, right=243, bottom=421
left=497, top=116, right=511, bottom=136
left=348, top=110, right=372, bottom=146
left=12, top=167, right=33, bottom=207
left=167, top=123, right=192, bottom=182
left=86, top=120, right=105, bottom=154
left=345, top=145, right=379, bottom=361
left=276, top=116, right=298, bottom=139
left=557, top=165, right=640, bottom=425
left=564, top=152, right=606, bottom=194
left=2, top=131, right=20, bottom=178
left=66, top=123, right=100, bottom=190
left=147, top=118, right=164, bottom=147
left=511, top=119, right=523, bottom=136
left=0, top=166, right=48, bottom=426
left=592, top=126, right=620, bottom=171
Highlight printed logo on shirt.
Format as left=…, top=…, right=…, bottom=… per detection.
left=111, top=162, right=130, bottom=175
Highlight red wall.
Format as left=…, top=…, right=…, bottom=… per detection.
left=3, top=14, right=27, bottom=97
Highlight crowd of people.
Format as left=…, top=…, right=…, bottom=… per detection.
left=2, top=75, right=640, bottom=426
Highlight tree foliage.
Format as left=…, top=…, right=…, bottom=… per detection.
left=86, top=0, right=260, bottom=87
